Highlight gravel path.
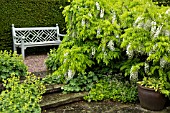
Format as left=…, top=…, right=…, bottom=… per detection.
left=24, top=54, right=48, bottom=72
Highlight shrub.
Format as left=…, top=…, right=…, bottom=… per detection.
left=0, top=50, right=27, bottom=82
left=0, top=74, right=45, bottom=113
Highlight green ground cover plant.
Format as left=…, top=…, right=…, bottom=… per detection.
left=0, top=50, right=27, bottom=82
left=84, top=76, right=137, bottom=103
left=0, top=74, right=45, bottom=113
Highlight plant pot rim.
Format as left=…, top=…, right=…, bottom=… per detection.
left=137, top=83, right=156, bottom=91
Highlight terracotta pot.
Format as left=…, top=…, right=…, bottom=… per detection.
left=138, top=84, right=167, bottom=111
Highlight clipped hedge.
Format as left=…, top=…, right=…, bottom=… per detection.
left=0, top=0, right=69, bottom=51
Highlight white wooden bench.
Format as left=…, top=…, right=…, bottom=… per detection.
left=12, top=24, right=65, bottom=59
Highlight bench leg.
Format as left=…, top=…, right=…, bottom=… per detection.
left=21, top=38, right=25, bottom=60
left=13, top=44, right=17, bottom=52
left=21, top=48, right=25, bottom=60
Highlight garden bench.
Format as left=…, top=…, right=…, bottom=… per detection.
left=12, top=24, right=65, bottom=59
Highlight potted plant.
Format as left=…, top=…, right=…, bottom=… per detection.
left=137, top=77, right=168, bottom=111
left=119, top=1, right=170, bottom=111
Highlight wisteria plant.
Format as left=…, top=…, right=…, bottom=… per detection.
left=45, top=0, right=170, bottom=98
left=120, top=1, right=170, bottom=97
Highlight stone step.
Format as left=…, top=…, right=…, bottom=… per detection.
left=40, top=92, right=88, bottom=110
left=44, top=84, right=64, bottom=94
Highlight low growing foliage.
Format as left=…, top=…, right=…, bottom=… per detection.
left=0, top=74, right=45, bottom=113
left=62, top=72, right=104, bottom=93
left=0, top=50, right=27, bottom=82
left=84, top=76, right=138, bottom=103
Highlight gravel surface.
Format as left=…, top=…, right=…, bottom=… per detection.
left=24, top=54, right=48, bottom=72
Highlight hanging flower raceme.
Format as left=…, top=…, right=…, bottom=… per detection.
left=160, top=57, right=167, bottom=68
left=100, top=9, right=104, bottom=18
left=81, top=19, right=85, bottom=26
left=126, top=44, right=134, bottom=59
left=144, top=62, right=150, bottom=74
left=91, top=47, right=96, bottom=56
left=154, top=25, right=163, bottom=38
left=97, top=28, right=101, bottom=36
left=96, top=2, right=100, bottom=10
left=133, top=16, right=144, bottom=27
left=150, top=21, right=157, bottom=36
left=111, top=11, right=116, bottom=24
left=130, top=66, right=138, bottom=83
left=65, top=69, right=75, bottom=81
left=107, top=40, right=115, bottom=51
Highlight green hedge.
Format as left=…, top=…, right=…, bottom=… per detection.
left=0, top=0, right=69, bottom=51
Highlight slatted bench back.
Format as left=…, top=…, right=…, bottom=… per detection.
left=12, top=26, right=60, bottom=44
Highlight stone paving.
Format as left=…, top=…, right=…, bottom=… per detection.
left=42, top=100, right=170, bottom=113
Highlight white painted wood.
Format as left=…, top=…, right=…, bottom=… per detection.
left=12, top=24, right=66, bottom=59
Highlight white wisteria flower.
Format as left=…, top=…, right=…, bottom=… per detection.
left=97, top=28, right=101, bottom=36
left=104, top=51, right=107, bottom=58
left=133, top=16, right=143, bottom=27
left=64, top=52, right=68, bottom=56
left=160, top=57, right=167, bottom=68
left=107, top=40, right=115, bottom=51
left=63, top=52, right=69, bottom=63
left=137, top=22, right=144, bottom=28
left=72, top=31, right=75, bottom=37
left=165, top=9, right=170, bottom=15
left=100, top=9, right=104, bottom=18
left=130, top=66, right=138, bottom=82
left=148, top=50, right=154, bottom=56
left=102, top=46, right=105, bottom=52
left=150, top=21, right=157, bottom=36
left=144, top=19, right=151, bottom=30
left=144, top=62, right=149, bottom=74
left=66, top=69, right=75, bottom=81
left=81, top=19, right=85, bottom=26
left=154, top=25, right=163, bottom=38
left=126, top=44, right=134, bottom=58
left=164, top=30, right=170, bottom=37
left=91, top=47, right=96, bottom=56
left=96, top=2, right=100, bottom=10
left=111, top=11, right=116, bottom=24
left=153, top=44, right=158, bottom=51
left=88, top=12, right=92, bottom=17
left=116, top=35, right=119, bottom=39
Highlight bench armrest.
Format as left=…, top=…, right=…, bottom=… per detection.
left=58, top=33, right=66, bottom=37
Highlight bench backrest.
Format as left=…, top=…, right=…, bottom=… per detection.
left=12, top=24, right=60, bottom=44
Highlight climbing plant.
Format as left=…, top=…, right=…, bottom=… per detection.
left=46, top=0, right=124, bottom=81
left=46, top=0, right=170, bottom=85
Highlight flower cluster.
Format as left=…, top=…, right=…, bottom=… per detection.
left=111, top=11, right=116, bottom=24
left=133, top=16, right=143, bottom=27
left=100, top=9, right=104, bottom=18
left=65, top=69, right=75, bottom=81
left=160, top=57, right=167, bottom=68
left=91, top=47, right=96, bottom=56
left=154, top=25, right=163, bottom=38
left=107, top=40, right=115, bottom=51
left=96, top=2, right=100, bottom=10
left=144, top=62, right=149, bottom=74
left=130, top=66, right=138, bottom=82
left=126, top=44, right=134, bottom=59
left=150, top=21, right=157, bottom=36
